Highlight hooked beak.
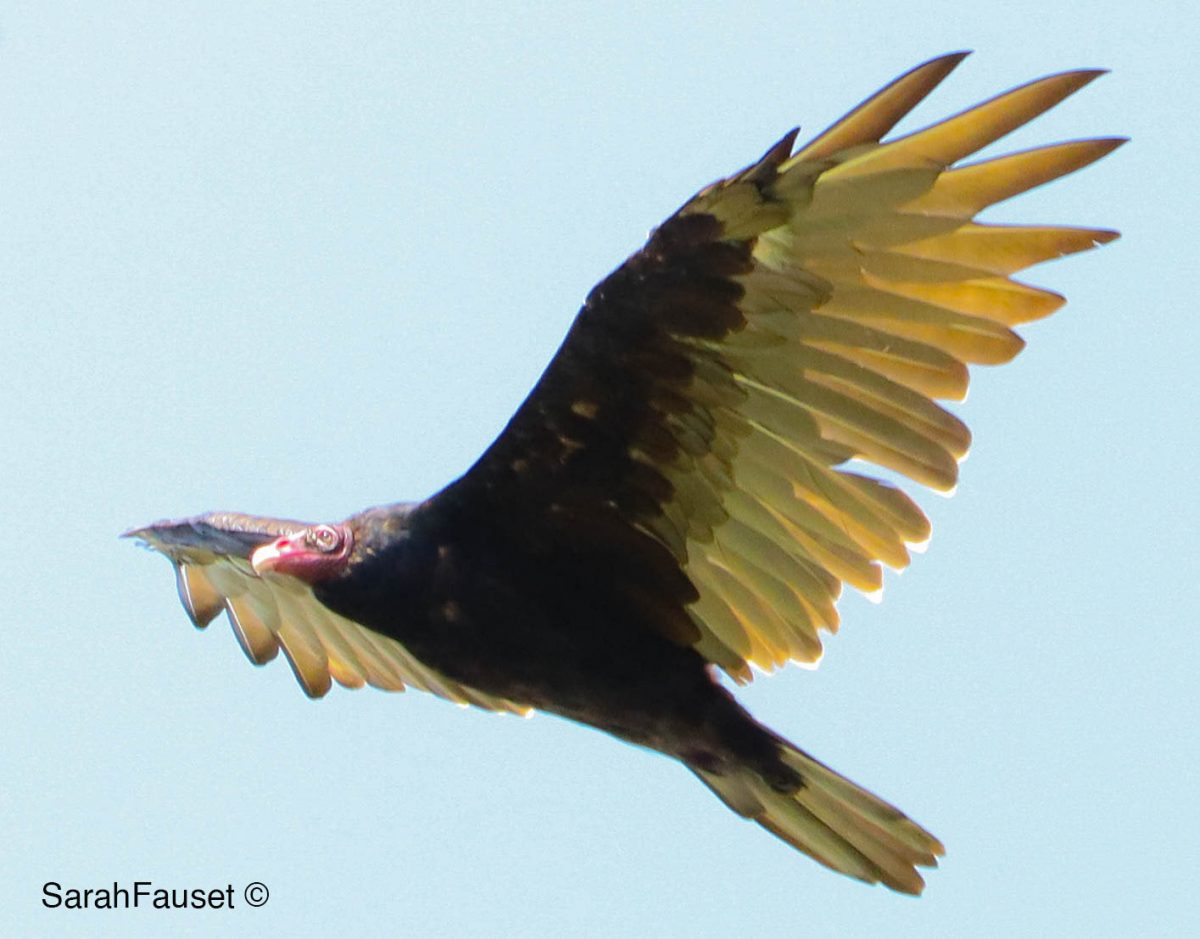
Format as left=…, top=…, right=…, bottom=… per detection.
left=250, top=535, right=294, bottom=575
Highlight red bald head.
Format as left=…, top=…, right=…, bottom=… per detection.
left=250, top=523, right=354, bottom=584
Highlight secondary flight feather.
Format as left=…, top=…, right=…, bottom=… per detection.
left=127, top=53, right=1121, bottom=894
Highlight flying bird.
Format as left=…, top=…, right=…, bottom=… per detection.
left=127, top=53, right=1121, bottom=894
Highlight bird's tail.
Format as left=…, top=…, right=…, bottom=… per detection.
left=691, top=738, right=944, bottom=894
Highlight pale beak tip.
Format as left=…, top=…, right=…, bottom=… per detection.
left=250, top=542, right=282, bottom=575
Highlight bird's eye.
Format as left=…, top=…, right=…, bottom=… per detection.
left=307, top=525, right=341, bottom=552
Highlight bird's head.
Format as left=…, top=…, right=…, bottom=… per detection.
left=250, top=523, right=354, bottom=584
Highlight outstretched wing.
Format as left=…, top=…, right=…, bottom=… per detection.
left=126, top=513, right=529, bottom=712
left=436, top=53, right=1121, bottom=681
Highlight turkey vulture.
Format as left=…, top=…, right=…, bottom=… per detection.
left=127, top=53, right=1121, bottom=894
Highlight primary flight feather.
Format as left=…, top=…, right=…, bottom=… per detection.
left=128, top=53, right=1121, bottom=894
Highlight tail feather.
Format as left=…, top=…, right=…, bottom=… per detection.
left=693, top=741, right=943, bottom=895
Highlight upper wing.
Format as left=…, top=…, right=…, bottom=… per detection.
left=126, top=513, right=529, bottom=712
left=434, top=53, right=1122, bottom=682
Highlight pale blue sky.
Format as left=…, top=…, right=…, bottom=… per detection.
left=2, top=2, right=1196, bottom=936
